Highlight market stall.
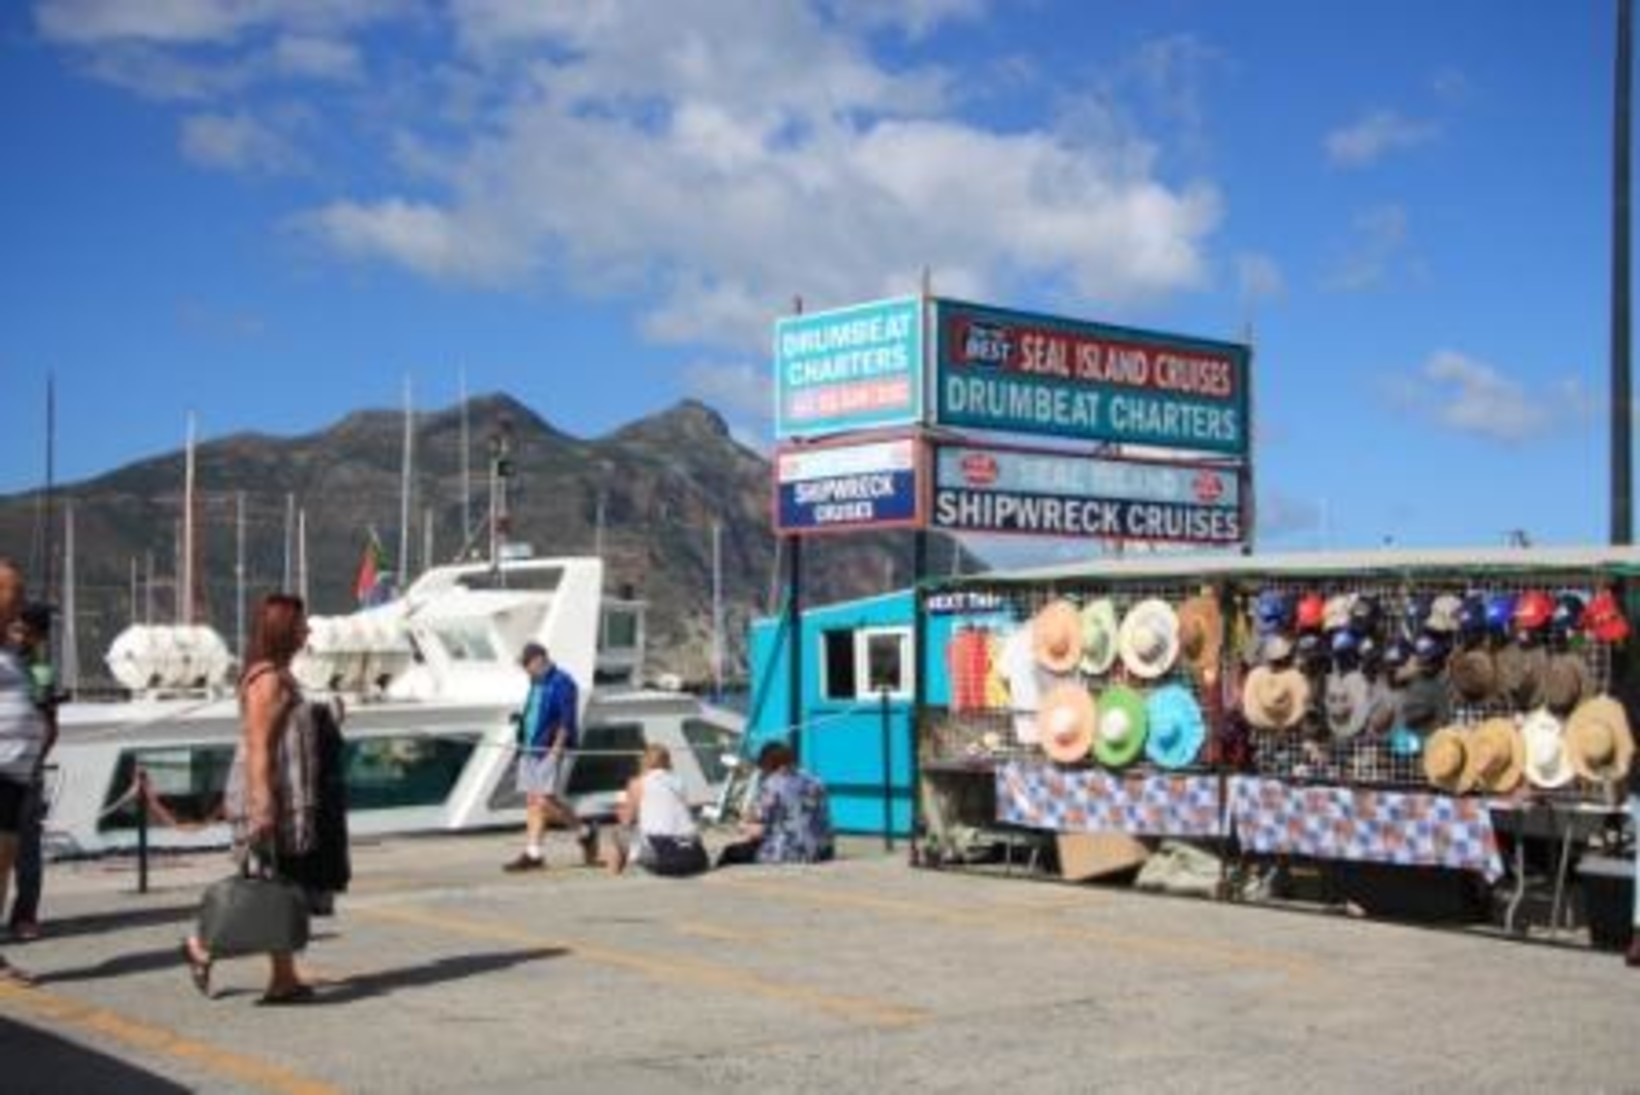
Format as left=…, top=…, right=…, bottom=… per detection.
left=917, top=546, right=1638, bottom=943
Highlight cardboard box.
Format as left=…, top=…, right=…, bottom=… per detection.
left=1055, top=832, right=1149, bottom=882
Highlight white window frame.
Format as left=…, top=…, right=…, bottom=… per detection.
left=855, top=626, right=914, bottom=700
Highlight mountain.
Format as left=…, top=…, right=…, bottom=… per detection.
left=0, top=395, right=980, bottom=685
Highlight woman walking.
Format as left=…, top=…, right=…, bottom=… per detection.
left=182, top=593, right=319, bottom=1004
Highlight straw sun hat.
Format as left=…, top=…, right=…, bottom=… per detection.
left=1175, top=594, right=1223, bottom=684
left=1242, top=665, right=1310, bottom=731
left=1032, top=599, right=1083, bottom=675
left=1463, top=717, right=1525, bottom=795
left=1038, top=682, right=1096, bottom=765
left=1521, top=707, right=1575, bottom=790
left=1422, top=726, right=1474, bottom=794
left=1564, top=695, right=1636, bottom=784
left=1117, top=599, right=1181, bottom=679
left=1145, top=683, right=1206, bottom=769
left=1079, top=598, right=1120, bottom=676
left=1093, top=685, right=1148, bottom=768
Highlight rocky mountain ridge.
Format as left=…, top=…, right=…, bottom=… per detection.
left=0, top=395, right=976, bottom=684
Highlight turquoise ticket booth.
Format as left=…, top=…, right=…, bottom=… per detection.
left=746, top=589, right=1011, bottom=837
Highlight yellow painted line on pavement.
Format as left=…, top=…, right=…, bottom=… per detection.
left=713, top=876, right=1319, bottom=979
left=358, top=902, right=927, bottom=1028
left=673, top=920, right=777, bottom=943
left=0, top=982, right=341, bottom=1095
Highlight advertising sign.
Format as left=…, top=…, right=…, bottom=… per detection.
left=931, top=441, right=1244, bottom=544
left=774, top=436, right=924, bottom=535
left=774, top=296, right=923, bottom=439
left=932, top=299, right=1250, bottom=455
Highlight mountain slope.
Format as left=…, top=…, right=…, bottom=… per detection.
left=0, top=395, right=978, bottom=684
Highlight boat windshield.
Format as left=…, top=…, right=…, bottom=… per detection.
left=455, top=567, right=563, bottom=592
left=95, top=734, right=482, bottom=830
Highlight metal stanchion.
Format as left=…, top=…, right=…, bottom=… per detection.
left=135, top=769, right=150, bottom=895
left=881, top=687, right=895, bottom=852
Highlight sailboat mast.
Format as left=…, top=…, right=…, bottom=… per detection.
left=43, top=373, right=57, bottom=613
left=181, top=412, right=196, bottom=625
left=460, top=367, right=471, bottom=557
left=297, top=507, right=309, bottom=606
left=282, top=492, right=295, bottom=591
left=235, top=490, right=246, bottom=656
left=59, top=500, right=79, bottom=693
left=399, top=376, right=413, bottom=589
left=711, top=519, right=723, bottom=700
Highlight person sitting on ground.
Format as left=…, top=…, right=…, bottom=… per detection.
left=607, top=744, right=708, bottom=877
left=717, top=741, right=835, bottom=867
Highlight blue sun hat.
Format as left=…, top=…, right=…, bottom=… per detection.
left=1254, top=589, right=1293, bottom=636
left=1145, top=684, right=1206, bottom=769
left=1484, top=592, right=1518, bottom=637
left=1456, top=593, right=1489, bottom=644
left=1388, top=725, right=1424, bottom=757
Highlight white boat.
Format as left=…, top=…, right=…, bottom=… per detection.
left=42, top=555, right=743, bottom=857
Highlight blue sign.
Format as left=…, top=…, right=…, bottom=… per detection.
left=932, top=442, right=1244, bottom=544
left=774, top=296, right=924, bottom=439
left=774, top=438, right=923, bottom=534
left=932, top=300, right=1250, bottom=454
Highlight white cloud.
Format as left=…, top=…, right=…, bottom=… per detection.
left=1324, top=109, right=1438, bottom=168
left=180, top=110, right=302, bottom=173
left=679, top=360, right=775, bottom=425
left=35, top=0, right=406, bottom=46
left=299, top=198, right=533, bottom=284
left=298, top=5, right=1221, bottom=349
left=40, top=0, right=1227, bottom=354
left=1324, top=204, right=1411, bottom=292
left=272, top=34, right=360, bottom=82
left=1391, top=350, right=1596, bottom=443
left=824, top=0, right=987, bottom=39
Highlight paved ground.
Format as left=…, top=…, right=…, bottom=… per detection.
left=1, top=831, right=1636, bottom=1094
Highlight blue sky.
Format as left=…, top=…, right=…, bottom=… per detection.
left=0, top=0, right=1626, bottom=559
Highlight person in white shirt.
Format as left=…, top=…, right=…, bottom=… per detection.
left=608, top=744, right=707, bottom=877
left=0, top=559, right=44, bottom=985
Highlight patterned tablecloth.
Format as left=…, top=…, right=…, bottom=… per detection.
left=989, top=763, right=1505, bottom=880
left=994, top=761, right=1225, bottom=838
left=1227, top=776, right=1505, bottom=881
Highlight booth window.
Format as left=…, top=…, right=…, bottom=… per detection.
left=821, top=629, right=857, bottom=700
left=859, top=627, right=913, bottom=698
left=821, top=626, right=914, bottom=700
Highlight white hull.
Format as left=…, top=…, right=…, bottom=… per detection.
left=44, top=554, right=742, bottom=857
left=45, top=690, right=741, bottom=857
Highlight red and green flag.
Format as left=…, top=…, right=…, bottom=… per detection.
left=354, top=532, right=388, bottom=604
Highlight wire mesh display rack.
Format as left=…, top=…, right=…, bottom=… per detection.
left=922, top=559, right=1630, bottom=803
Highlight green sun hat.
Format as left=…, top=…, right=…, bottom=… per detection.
left=1092, top=684, right=1148, bottom=768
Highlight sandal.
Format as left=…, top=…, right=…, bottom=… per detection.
left=0, top=960, right=35, bottom=987
left=256, top=983, right=316, bottom=1006
left=180, top=939, right=212, bottom=998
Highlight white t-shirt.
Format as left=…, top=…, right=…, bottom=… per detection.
left=637, top=769, right=698, bottom=840
left=0, top=649, right=45, bottom=780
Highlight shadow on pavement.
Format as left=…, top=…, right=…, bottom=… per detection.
left=34, top=941, right=192, bottom=986
left=0, top=1015, right=191, bottom=1094
left=11, top=903, right=197, bottom=943
left=315, top=947, right=568, bottom=1004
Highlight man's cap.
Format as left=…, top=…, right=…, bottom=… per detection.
left=519, top=641, right=548, bottom=666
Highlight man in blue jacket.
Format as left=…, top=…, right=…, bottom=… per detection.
left=505, top=643, right=594, bottom=871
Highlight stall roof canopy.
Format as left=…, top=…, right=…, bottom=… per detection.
left=941, top=545, right=1640, bottom=588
